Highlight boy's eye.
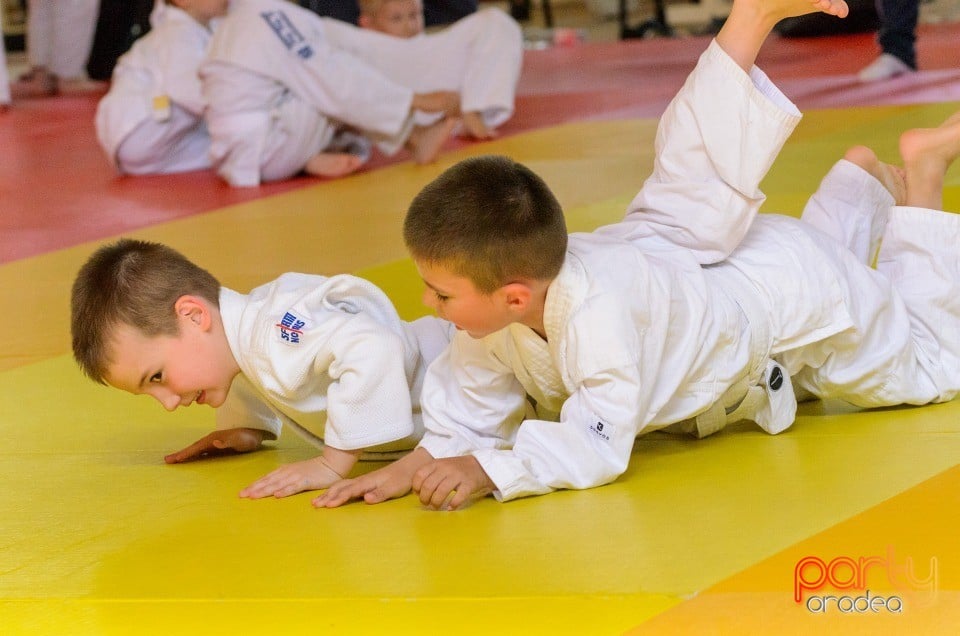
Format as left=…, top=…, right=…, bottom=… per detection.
left=149, top=372, right=163, bottom=384
left=435, top=292, right=449, bottom=302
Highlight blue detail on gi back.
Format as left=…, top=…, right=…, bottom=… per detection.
left=260, top=11, right=314, bottom=59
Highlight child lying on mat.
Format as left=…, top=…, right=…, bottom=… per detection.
left=316, top=0, right=960, bottom=510
left=357, top=0, right=523, bottom=139
left=70, top=239, right=453, bottom=500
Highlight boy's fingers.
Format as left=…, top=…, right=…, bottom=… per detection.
left=447, top=487, right=471, bottom=511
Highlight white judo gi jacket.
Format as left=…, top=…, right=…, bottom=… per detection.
left=417, top=41, right=960, bottom=501
left=217, top=273, right=453, bottom=453
left=94, top=5, right=214, bottom=175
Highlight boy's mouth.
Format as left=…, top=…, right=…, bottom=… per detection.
left=196, top=390, right=206, bottom=405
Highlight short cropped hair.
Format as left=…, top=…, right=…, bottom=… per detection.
left=357, top=0, right=382, bottom=16
left=358, top=0, right=417, bottom=16
left=70, top=239, right=221, bottom=384
left=403, top=155, right=568, bottom=294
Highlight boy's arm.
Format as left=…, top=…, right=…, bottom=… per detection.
left=422, top=322, right=649, bottom=503
left=468, top=368, right=643, bottom=502
left=321, top=312, right=419, bottom=450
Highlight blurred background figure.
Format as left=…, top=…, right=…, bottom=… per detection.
left=858, top=0, right=918, bottom=82
left=297, top=0, right=477, bottom=29
left=12, top=0, right=101, bottom=96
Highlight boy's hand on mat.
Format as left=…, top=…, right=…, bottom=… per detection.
left=239, top=456, right=342, bottom=499
left=411, top=456, right=494, bottom=511
left=313, top=448, right=433, bottom=508
left=164, top=427, right=268, bottom=464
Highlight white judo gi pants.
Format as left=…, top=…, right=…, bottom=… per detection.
left=321, top=8, right=523, bottom=130
left=114, top=106, right=213, bottom=175
left=26, top=0, right=99, bottom=79
left=794, top=161, right=960, bottom=407
left=600, top=42, right=960, bottom=433
left=610, top=40, right=960, bottom=418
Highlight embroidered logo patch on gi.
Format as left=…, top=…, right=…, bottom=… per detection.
left=588, top=419, right=611, bottom=443
left=276, top=311, right=307, bottom=345
left=260, top=11, right=314, bottom=59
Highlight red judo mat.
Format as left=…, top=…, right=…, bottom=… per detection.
left=2, top=23, right=959, bottom=264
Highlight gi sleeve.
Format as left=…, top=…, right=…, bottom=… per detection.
left=417, top=333, right=530, bottom=460
left=321, top=313, right=416, bottom=450
left=473, top=365, right=643, bottom=501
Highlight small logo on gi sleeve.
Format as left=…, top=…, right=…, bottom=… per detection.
left=276, top=311, right=307, bottom=345
left=589, top=420, right=611, bottom=442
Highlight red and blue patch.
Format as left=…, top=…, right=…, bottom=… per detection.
left=276, top=311, right=307, bottom=345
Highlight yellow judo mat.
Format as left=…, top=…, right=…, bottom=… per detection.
left=3, top=103, right=960, bottom=634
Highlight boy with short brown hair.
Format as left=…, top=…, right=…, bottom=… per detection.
left=71, top=239, right=453, bottom=500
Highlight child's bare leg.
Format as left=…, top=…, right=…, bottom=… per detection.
left=304, top=152, right=365, bottom=178
left=406, top=117, right=458, bottom=164
left=461, top=112, right=495, bottom=140
left=899, top=110, right=960, bottom=210
left=717, top=0, right=849, bottom=72
left=844, top=145, right=906, bottom=205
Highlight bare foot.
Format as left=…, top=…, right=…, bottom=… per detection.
left=58, top=78, right=108, bottom=94
left=11, top=67, right=58, bottom=98
left=844, top=145, right=906, bottom=205
left=460, top=112, right=496, bottom=140
left=406, top=117, right=458, bottom=164
left=719, top=0, right=849, bottom=73
left=304, top=152, right=365, bottom=178
left=898, top=110, right=960, bottom=209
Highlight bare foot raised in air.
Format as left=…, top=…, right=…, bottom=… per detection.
left=460, top=112, right=496, bottom=140
left=898, top=109, right=960, bottom=210
left=407, top=117, right=458, bottom=164
left=304, top=152, right=365, bottom=178
left=844, top=145, right=906, bottom=205
left=719, top=0, right=849, bottom=72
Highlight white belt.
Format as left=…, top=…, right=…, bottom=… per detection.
left=692, top=266, right=796, bottom=438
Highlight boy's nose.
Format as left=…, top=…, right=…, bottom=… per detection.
left=155, top=391, right=181, bottom=412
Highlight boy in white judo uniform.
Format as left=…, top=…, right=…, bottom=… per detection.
left=356, top=0, right=523, bottom=139
left=199, top=0, right=519, bottom=187
left=316, top=0, right=960, bottom=510
left=70, top=239, right=453, bottom=501
left=95, top=0, right=225, bottom=176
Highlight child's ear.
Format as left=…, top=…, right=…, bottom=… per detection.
left=501, top=282, right=532, bottom=313
left=174, top=295, right=212, bottom=329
